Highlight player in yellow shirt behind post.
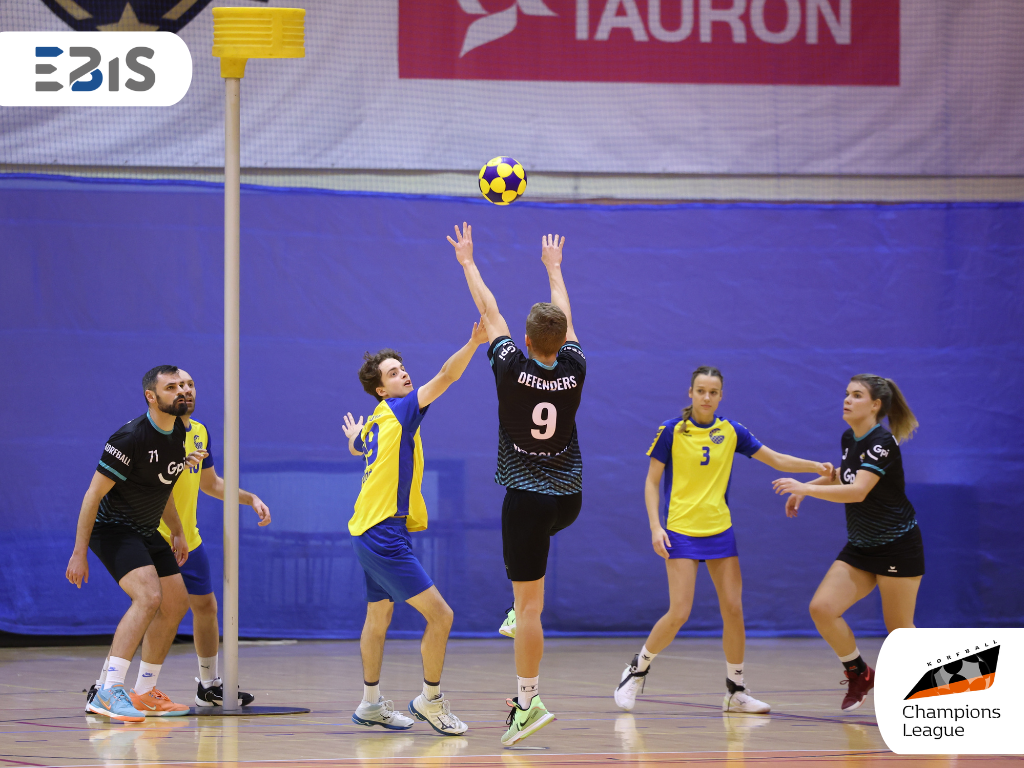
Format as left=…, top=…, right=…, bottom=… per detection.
left=341, top=320, right=488, bottom=736
left=612, top=366, right=832, bottom=715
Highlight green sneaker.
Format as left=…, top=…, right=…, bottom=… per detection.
left=501, top=695, right=555, bottom=745
left=498, top=607, right=516, bottom=638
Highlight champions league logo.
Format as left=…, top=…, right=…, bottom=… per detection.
left=37, top=0, right=257, bottom=33
left=905, top=644, right=1000, bottom=700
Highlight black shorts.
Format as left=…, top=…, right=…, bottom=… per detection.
left=501, top=488, right=582, bottom=582
left=89, top=524, right=180, bottom=583
left=836, top=524, right=925, bottom=578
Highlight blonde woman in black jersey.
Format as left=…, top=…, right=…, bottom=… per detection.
left=772, top=374, right=921, bottom=712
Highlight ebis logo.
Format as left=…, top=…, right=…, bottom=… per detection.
left=39, top=0, right=213, bottom=33
left=709, top=428, right=724, bottom=444
left=905, top=643, right=1000, bottom=700
left=0, top=32, right=192, bottom=106
left=193, top=436, right=204, bottom=450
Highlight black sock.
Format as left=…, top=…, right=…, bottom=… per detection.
left=726, top=678, right=745, bottom=694
left=843, top=656, right=867, bottom=676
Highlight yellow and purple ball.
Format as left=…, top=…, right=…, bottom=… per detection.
left=479, top=157, right=527, bottom=205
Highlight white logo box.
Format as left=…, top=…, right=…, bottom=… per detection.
left=877, top=627, right=1023, bottom=755
left=0, top=31, right=192, bottom=107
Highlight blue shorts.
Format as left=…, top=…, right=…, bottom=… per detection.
left=179, top=542, right=215, bottom=595
left=352, top=517, right=433, bottom=603
left=666, top=526, right=739, bottom=561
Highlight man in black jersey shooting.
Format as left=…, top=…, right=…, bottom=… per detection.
left=66, top=365, right=203, bottom=722
left=450, top=223, right=585, bottom=745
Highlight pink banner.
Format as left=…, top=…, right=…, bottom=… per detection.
left=399, top=0, right=899, bottom=85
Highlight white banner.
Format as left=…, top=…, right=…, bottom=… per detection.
left=0, top=0, right=1022, bottom=174
left=876, top=629, right=1022, bottom=755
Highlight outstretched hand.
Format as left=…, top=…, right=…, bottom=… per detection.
left=541, top=233, right=565, bottom=269
left=471, top=316, right=488, bottom=346
left=447, top=222, right=474, bottom=266
left=816, top=462, right=835, bottom=480
left=342, top=412, right=364, bottom=441
left=772, top=477, right=805, bottom=496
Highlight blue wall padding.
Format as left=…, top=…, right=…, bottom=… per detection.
left=1, top=176, right=1021, bottom=638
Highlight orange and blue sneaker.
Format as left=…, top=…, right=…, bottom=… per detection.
left=129, top=688, right=190, bottom=716
left=86, top=685, right=145, bottom=723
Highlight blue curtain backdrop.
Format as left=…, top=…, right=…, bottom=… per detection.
left=1, top=175, right=1021, bottom=638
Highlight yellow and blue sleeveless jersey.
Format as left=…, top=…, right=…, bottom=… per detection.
left=646, top=416, right=762, bottom=537
left=348, top=389, right=430, bottom=536
left=158, top=419, right=214, bottom=552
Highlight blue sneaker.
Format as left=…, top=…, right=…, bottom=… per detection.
left=86, top=685, right=146, bottom=723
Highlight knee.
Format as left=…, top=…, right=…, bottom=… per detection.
left=366, top=601, right=394, bottom=628
left=429, top=601, right=454, bottom=629
left=516, top=593, right=544, bottom=620
left=665, top=606, right=690, bottom=628
left=720, top=599, right=744, bottom=623
left=135, top=587, right=162, bottom=615
left=809, top=597, right=837, bottom=624
left=191, top=595, right=218, bottom=619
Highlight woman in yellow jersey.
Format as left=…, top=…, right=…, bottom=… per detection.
left=613, top=366, right=832, bottom=714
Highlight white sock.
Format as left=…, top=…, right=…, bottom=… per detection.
left=423, top=680, right=441, bottom=700
left=102, top=656, right=130, bottom=691
left=518, top=676, right=539, bottom=704
left=727, top=661, right=744, bottom=688
left=97, top=655, right=110, bottom=688
left=636, top=645, right=657, bottom=672
left=198, top=655, right=218, bottom=686
left=135, top=661, right=161, bottom=695
left=362, top=681, right=380, bottom=704
left=838, top=647, right=862, bottom=663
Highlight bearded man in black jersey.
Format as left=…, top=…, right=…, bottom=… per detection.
left=67, top=365, right=204, bottom=722
left=450, top=223, right=586, bottom=745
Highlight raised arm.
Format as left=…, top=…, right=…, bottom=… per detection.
left=540, top=234, right=577, bottom=343
left=449, top=223, right=511, bottom=343
left=416, top=318, right=489, bottom=408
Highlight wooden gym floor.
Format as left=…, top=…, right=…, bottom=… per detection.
left=1, top=637, right=1019, bottom=767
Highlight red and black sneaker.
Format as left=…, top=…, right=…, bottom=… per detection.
left=840, top=665, right=875, bottom=711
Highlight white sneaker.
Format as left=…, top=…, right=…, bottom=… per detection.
left=352, top=696, right=415, bottom=730
left=498, top=607, right=516, bottom=638
left=408, top=693, right=468, bottom=736
left=722, top=687, right=771, bottom=714
left=614, top=654, right=650, bottom=711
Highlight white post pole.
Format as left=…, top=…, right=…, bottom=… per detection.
left=222, top=76, right=241, bottom=713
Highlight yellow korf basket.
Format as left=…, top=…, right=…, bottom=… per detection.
left=212, top=7, right=305, bottom=78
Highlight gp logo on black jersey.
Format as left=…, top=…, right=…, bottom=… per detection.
left=905, top=644, right=1000, bottom=700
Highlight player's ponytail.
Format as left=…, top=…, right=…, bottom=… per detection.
left=849, top=374, right=919, bottom=443
left=680, top=366, right=723, bottom=434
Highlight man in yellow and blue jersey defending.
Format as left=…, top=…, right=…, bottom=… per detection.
left=341, top=319, right=488, bottom=736
left=163, top=370, right=271, bottom=708
left=86, top=370, right=273, bottom=712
